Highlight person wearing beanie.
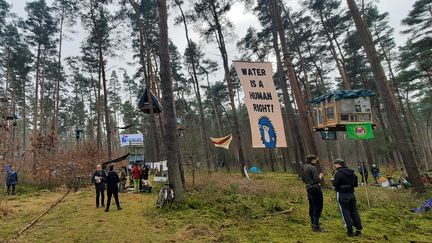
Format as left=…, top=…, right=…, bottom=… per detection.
left=332, top=158, right=363, bottom=237
left=105, top=165, right=122, bottom=212
left=302, top=154, right=324, bottom=232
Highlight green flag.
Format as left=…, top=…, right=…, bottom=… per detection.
left=346, top=123, right=374, bottom=140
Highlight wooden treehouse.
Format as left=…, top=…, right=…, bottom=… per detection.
left=311, top=89, right=376, bottom=132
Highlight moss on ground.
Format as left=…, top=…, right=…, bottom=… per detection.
left=1, top=172, right=431, bottom=242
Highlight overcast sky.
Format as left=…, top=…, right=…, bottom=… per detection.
left=8, top=0, right=417, bottom=86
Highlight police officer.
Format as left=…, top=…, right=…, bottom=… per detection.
left=332, top=158, right=363, bottom=237
left=302, top=154, right=324, bottom=232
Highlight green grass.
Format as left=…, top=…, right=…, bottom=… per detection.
left=1, top=172, right=431, bottom=242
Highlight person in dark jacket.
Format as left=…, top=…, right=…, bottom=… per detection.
left=5, top=166, right=18, bottom=195
left=302, top=154, right=324, bottom=232
left=358, top=162, right=368, bottom=184
left=332, top=158, right=363, bottom=237
left=370, top=164, right=380, bottom=184
left=142, top=165, right=152, bottom=193
left=105, top=165, right=122, bottom=212
left=92, top=164, right=106, bottom=208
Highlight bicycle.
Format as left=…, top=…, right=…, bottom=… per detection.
left=156, top=183, right=174, bottom=208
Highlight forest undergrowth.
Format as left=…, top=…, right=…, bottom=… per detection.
left=0, top=172, right=431, bottom=242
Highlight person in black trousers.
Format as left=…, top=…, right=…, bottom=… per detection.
left=91, top=164, right=106, bottom=208
left=105, top=165, right=122, bottom=212
left=302, top=154, right=324, bottom=232
left=358, top=162, right=368, bottom=185
left=332, top=158, right=363, bottom=237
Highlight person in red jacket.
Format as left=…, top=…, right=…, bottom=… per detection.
left=131, top=164, right=142, bottom=193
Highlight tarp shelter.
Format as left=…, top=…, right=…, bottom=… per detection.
left=102, top=153, right=129, bottom=166
left=311, top=89, right=375, bottom=104
left=249, top=167, right=262, bottom=173
left=138, top=87, right=163, bottom=114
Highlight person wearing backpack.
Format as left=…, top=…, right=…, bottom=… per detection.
left=332, top=158, right=363, bottom=237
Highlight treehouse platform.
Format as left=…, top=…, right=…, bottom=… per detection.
left=311, top=89, right=376, bottom=131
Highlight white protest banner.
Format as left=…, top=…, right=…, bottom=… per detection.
left=119, top=134, right=144, bottom=147
left=233, top=61, right=287, bottom=148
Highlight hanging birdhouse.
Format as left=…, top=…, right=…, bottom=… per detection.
left=311, top=89, right=376, bottom=131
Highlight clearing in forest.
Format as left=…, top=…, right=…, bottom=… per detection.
left=1, top=173, right=431, bottom=242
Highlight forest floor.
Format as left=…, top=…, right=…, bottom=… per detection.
left=0, top=172, right=431, bottom=243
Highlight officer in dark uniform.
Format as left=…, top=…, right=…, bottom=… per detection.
left=332, top=158, right=363, bottom=237
left=302, top=154, right=324, bottom=232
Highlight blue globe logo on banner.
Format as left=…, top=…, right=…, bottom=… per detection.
left=258, top=116, right=277, bottom=148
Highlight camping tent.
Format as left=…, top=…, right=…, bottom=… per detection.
left=249, top=167, right=262, bottom=173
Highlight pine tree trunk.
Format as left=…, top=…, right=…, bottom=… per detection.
left=32, top=43, right=41, bottom=171
left=99, top=45, right=112, bottom=159
left=53, top=9, right=64, bottom=138
left=346, top=0, right=425, bottom=193
left=22, top=80, right=27, bottom=166
left=374, top=28, right=421, bottom=162
left=270, top=15, right=303, bottom=171
left=134, top=9, right=162, bottom=161
left=175, top=0, right=210, bottom=173
left=210, top=2, right=246, bottom=176
left=158, top=0, right=184, bottom=201
left=39, top=50, right=47, bottom=134
left=271, top=0, right=317, bottom=157
left=96, top=69, right=102, bottom=149
left=318, top=10, right=351, bottom=89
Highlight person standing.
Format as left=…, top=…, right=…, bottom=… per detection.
left=118, top=166, right=127, bottom=193
left=332, top=158, right=363, bottom=237
left=142, top=165, right=152, bottom=193
left=105, top=165, right=122, bottom=212
left=131, top=163, right=142, bottom=193
left=358, top=162, right=368, bottom=185
left=370, top=164, right=380, bottom=184
left=92, top=164, right=106, bottom=208
left=302, top=154, right=324, bottom=232
left=5, top=165, right=18, bottom=195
